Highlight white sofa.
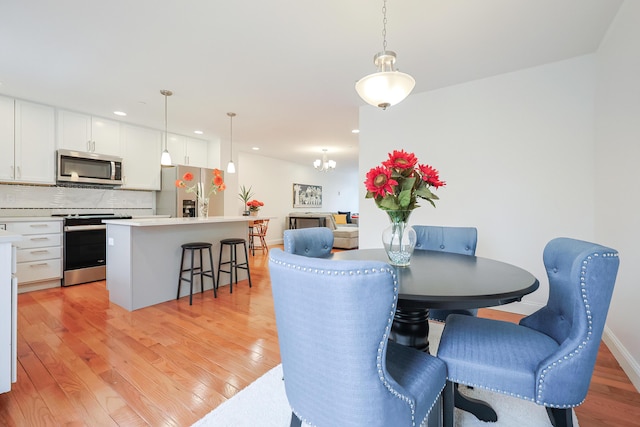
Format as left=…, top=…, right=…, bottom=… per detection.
left=285, top=212, right=359, bottom=249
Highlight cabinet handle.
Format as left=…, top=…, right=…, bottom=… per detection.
left=29, top=263, right=49, bottom=268
left=16, top=166, right=21, bottom=178
left=10, top=165, right=14, bottom=179
left=30, top=250, right=50, bottom=255
left=92, top=141, right=96, bottom=152
left=30, top=237, right=50, bottom=241
left=87, top=140, right=91, bottom=151
left=29, top=224, right=49, bottom=228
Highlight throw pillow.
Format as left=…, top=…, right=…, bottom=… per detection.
left=333, top=214, right=347, bottom=225
left=337, top=211, right=352, bottom=224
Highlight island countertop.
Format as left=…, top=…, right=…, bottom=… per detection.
left=103, top=215, right=268, bottom=227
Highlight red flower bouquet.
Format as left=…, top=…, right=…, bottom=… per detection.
left=365, top=149, right=445, bottom=214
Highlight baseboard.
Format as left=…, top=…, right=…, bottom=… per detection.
left=602, top=326, right=640, bottom=393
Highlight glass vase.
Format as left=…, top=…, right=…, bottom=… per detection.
left=382, top=210, right=417, bottom=267
left=198, top=197, right=209, bottom=218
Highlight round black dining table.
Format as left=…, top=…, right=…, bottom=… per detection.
left=330, top=248, right=540, bottom=422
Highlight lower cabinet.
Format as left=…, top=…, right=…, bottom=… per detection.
left=6, top=220, right=62, bottom=293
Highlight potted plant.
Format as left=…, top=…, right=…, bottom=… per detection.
left=238, top=185, right=254, bottom=216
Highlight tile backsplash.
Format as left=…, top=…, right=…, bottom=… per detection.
left=0, top=184, right=154, bottom=217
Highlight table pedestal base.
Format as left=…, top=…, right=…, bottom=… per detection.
left=389, top=307, right=430, bottom=353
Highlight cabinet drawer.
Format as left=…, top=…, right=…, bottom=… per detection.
left=16, top=259, right=62, bottom=284
left=6, top=221, right=62, bottom=235
left=14, top=233, right=62, bottom=249
left=16, top=246, right=62, bottom=263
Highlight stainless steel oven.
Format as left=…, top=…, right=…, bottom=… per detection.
left=54, top=214, right=131, bottom=286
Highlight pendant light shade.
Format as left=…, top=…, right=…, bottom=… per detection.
left=226, top=112, right=236, bottom=174
left=160, top=89, right=173, bottom=166
left=355, top=0, right=415, bottom=109
left=355, top=52, right=415, bottom=109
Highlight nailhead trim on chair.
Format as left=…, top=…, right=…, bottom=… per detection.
left=448, top=251, right=619, bottom=410
left=270, top=256, right=442, bottom=427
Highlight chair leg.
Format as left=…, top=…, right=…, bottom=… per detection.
left=208, top=247, right=217, bottom=298
left=442, top=380, right=455, bottom=427
left=242, top=241, right=252, bottom=287
left=188, top=248, right=195, bottom=305
left=199, top=248, right=204, bottom=294
left=289, top=412, right=302, bottom=427
left=427, top=393, right=442, bottom=427
left=177, top=248, right=186, bottom=300
left=546, top=407, right=573, bottom=427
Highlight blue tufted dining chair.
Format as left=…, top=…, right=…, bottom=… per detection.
left=283, top=227, right=334, bottom=258
left=436, top=237, right=619, bottom=427
left=269, top=248, right=447, bottom=427
left=413, top=225, right=478, bottom=322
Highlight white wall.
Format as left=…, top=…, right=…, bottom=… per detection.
left=227, top=151, right=359, bottom=245
left=594, top=0, right=640, bottom=391
left=359, top=54, right=597, bottom=314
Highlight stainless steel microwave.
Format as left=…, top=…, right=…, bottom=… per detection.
left=57, top=149, right=123, bottom=186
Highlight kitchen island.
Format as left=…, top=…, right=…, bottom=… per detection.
left=103, top=216, right=261, bottom=311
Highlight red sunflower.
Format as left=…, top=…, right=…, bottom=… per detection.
left=382, top=149, right=418, bottom=170
left=365, top=166, right=398, bottom=198
left=419, top=164, right=446, bottom=188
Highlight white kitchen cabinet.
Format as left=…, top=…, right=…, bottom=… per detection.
left=0, top=230, right=21, bottom=394
left=167, top=133, right=209, bottom=167
left=0, top=96, right=15, bottom=182
left=57, top=110, right=121, bottom=156
left=6, top=220, right=62, bottom=293
left=0, top=98, right=55, bottom=185
left=121, top=124, right=162, bottom=190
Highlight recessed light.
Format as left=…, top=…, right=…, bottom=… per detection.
left=194, top=130, right=204, bottom=135
left=252, top=147, right=260, bottom=151
left=352, top=129, right=360, bottom=134
left=113, top=111, right=127, bottom=117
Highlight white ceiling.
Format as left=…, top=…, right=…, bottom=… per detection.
left=0, top=0, right=622, bottom=170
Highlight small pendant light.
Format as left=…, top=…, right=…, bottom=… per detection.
left=226, top=112, right=237, bottom=174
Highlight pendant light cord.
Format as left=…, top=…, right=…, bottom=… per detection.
left=382, top=0, right=387, bottom=52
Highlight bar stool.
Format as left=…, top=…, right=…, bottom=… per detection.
left=177, top=242, right=216, bottom=305
left=217, top=238, right=252, bottom=293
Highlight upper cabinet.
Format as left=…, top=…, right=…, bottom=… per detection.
left=0, top=96, right=55, bottom=185
left=167, top=133, right=209, bottom=168
left=57, top=110, right=121, bottom=156
left=121, top=124, right=161, bottom=191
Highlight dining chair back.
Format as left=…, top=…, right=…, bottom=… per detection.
left=283, top=227, right=334, bottom=258
left=248, top=219, right=269, bottom=255
left=269, top=248, right=447, bottom=427
left=436, top=237, right=619, bottom=427
left=413, top=225, right=478, bottom=321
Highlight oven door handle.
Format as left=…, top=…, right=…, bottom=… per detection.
left=64, top=225, right=107, bottom=232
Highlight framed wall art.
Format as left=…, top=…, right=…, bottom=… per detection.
left=292, top=183, right=322, bottom=208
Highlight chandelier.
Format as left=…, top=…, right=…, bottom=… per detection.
left=355, top=0, right=415, bottom=109
left=314, top=149, right=336, bottom=172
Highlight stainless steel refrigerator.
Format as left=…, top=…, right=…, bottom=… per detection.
left=156, top=165, right=224, bottom=217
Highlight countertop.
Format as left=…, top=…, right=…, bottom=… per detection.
left=102, top=215, right=271, bottom=227
left=0, top=217, right=64, bottom=222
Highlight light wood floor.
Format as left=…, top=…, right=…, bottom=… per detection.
left=1, top=247, right=639, bottom=426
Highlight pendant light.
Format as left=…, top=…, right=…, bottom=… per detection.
left=313, top=149, right=336, bottom=172
left=160, top=89, right=173, bottom=166
left=226, top=112, right=236, bottom=174
left=355, top=0, right=415, bottom=109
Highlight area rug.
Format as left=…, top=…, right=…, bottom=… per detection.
left=193, top=323, right=579, bottom=427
